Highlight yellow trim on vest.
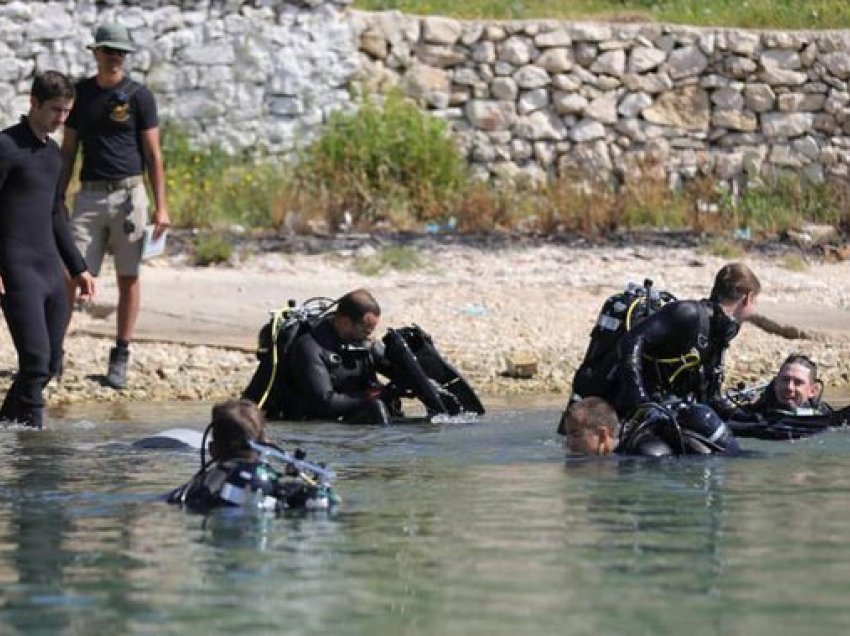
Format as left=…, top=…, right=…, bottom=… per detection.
left=628, top=296, right=702, bottom=385
left=644, top=347, right=702, bottom=384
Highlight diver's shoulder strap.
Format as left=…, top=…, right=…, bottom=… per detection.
left=695, top=301, right=712, bottom=354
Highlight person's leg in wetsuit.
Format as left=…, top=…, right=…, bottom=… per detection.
left=0, top=267, right=67, bottom=428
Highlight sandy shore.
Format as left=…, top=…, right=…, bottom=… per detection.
left=11, top=238, right=849, bottom=410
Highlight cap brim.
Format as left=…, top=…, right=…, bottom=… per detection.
left=87, top=41, right=136, bottom=52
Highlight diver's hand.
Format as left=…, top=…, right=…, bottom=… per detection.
left=635, top=402, right=673, bottom=428
left=0, top=273, right=4, bottom=295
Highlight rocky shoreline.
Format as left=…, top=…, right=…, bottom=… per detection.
left=17, top=236, right=850, bottom=411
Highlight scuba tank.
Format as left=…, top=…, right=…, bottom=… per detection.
left=242, top=297, right=335, bottom=419
left=571, top=278, right=677, bottom=402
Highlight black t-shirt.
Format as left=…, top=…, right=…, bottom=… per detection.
left=65, top=76, right=158, bottom=181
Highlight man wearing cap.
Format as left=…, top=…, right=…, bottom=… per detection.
left=60, top=22, right=170, bottom=389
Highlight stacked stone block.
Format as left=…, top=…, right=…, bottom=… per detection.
left=354, top=12, right=850, bottom=188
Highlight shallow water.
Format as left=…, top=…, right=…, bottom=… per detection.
left=2, top=399, right=850, bottom=635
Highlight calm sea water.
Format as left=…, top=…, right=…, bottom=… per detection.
left=1, top=398, right=850, bottom=635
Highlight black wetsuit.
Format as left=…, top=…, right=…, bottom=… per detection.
left=284, top=318, right=388, bottom=422
left=727, top=383, right=842, bottom=439
left=614, top=299, right=741, bottom=419
left=744, top=384, right=832, bottom=418
left=616, top=400, right=741, bottom=457
left=0, top=118, right=87, bottom=423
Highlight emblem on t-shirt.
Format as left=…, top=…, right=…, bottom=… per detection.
left=110, top=102, right=131, bottom=122
left=107, top=88, right=132, bottom=123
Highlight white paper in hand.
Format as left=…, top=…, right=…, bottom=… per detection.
left=142, top=225, right=168, bottom=260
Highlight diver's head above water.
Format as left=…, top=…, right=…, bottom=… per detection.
left=558, top=397, right=619, bottom=456
left=774, top=354, right=820, bottom=410
left=208, top=399, right=268, bottom=461
left=333, top=288, right=381, bottom=344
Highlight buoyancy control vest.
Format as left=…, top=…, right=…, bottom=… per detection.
left=571, top=279, right=707, bottom=403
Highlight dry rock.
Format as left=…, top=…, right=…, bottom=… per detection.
left=643, top=85, right=710, bottom=130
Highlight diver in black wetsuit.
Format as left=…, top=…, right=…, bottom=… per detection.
left=596, top=263, right=761, bottom=456
left=614, top=263, right=760, bottom=418
left=0, top=72, right=95, bottom=428
left=726, top=354, right=849, bottom=440
left=283, top=289, right=394, bottom=424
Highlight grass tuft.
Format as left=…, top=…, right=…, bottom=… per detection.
left=781, top=253, right=810, bottom=272
left=353, top=246, right=426, bottom=276
left=194, top=233, right=233, bottom=266
left=352, top=0, right=850, bottom=29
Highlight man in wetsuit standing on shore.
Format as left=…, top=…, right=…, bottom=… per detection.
left=0, top=71, right=96, bottom=428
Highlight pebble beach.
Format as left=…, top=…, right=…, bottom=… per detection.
left=15, top=238, right=850, bottom=411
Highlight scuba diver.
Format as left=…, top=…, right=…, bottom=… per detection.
left=242, top=288, right=485, bottom=424
left=559, top=396, right=739, bottom=457
left=577, top=263, right=759, bottom=421
left=168, top=399, right=338, bottom=512
left=283, top=289, right=392, bottom=424
left=559, top=396, right=619, bottom=455
left=725, top=354, right=849, bottom=439
left=564, top=262, right=761, bottom=456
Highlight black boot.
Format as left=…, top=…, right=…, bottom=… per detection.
left=20, top=407, right=43, bottom=430
left=106, top=347, right=130, bottom=389
left=0, top=382, right=21, bottom=423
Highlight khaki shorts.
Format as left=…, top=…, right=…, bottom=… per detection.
left=71, top=182, right=148, bottom=277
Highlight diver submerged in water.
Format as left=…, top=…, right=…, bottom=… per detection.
left=744, top=354, right=831, bottom=416
left=725, top=354, right=849, bottom=440
left=559, top=396, right=739, bottom=458
left=168, top=399, right=338, bottom=512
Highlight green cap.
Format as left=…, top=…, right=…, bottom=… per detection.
left=87, top=23, right=136, bottom=52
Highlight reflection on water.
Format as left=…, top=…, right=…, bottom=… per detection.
left=1, top=402, right=850, bottom=634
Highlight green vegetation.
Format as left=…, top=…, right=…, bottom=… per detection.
left=353, top=246, right=427, bottom=275
left=730, top=176, right=847, bottom=235
left=353, top=0, right=850, bottom=29
left=193, top=233, right=233, bottom=266
left=705, top=238, right=745, bottom=260
left=161, top=95, right=849, bottom=241
left=300, top=90, right=469, bottom=230
left=162, top=125, right=282, bottom=229
left=781, top=253, right=810, bottom=272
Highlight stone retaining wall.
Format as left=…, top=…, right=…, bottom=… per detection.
left=353, top=13, right=850, bottom=188
left=0, top=0, right=357, bottom=153
left=3, top=2, right=850, bottom=188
